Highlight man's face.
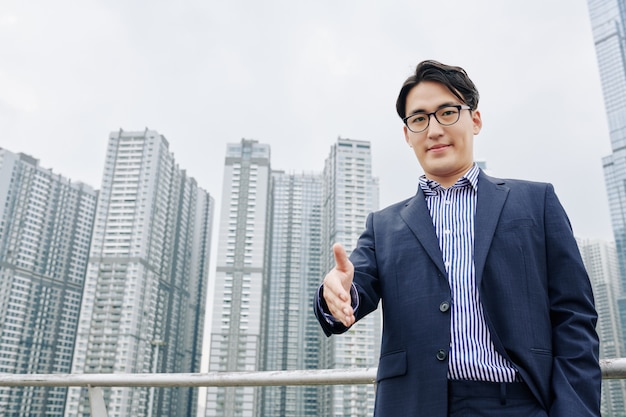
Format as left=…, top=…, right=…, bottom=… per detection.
left=403, top=81, right=482, bottom=188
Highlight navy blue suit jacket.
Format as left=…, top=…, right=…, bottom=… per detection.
left=315, top=171, right=601, bottom=416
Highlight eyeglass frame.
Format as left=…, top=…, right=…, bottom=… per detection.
left=402, top=104, right=472, bottom=133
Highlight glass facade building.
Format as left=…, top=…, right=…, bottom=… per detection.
left=587, top=1, right=626, bottom=414
left=588, top=0, right=626, bottom=292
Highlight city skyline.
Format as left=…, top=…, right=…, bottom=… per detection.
left=0, top=0, right=614, bottom=243
left=1, top=1, right=625, bottom=415
left=0, top=127, right=623, bottom=415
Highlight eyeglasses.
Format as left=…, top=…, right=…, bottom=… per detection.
left=403, top=105, right=471, bottom=133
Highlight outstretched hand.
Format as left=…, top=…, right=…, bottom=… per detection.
left=322, top=243, right=355, bottom=327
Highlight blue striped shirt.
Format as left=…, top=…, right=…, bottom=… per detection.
left=419, top=164, right=517, bottom=382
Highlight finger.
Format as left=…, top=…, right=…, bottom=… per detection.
left=329, top=301, right=353, bottom=327
left=341, top=307, right=355, bottom=327
left=324, top=288, right=350, bottom=318
left=333, top=243, right=352, bottom=273
left=323, top=284, right=341, bottom=308
left=330, top=294, right=354, bottom=325
left=343, top=316, right=355, bottom=327
left=327, top=274, right=349, bottom=302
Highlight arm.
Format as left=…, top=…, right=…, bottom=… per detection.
left=545, top=184, right=601, bottom=416
left=314, top=213, right=382, bottom=336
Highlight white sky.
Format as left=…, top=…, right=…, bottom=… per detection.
left=0, top=0, right=614, bottom=240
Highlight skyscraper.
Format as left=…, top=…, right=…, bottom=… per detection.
left=577, top=238, right=626, bottom=416
left=587, top=4, right=626, bottom=414
left=206, top=139, right=272, bottom=416
left=319, top=138, right=380, bottom=417
left=260, top=171, right=323, bottom=416
left=0, top=149, right=98, bottom=416
left=588, top=0, right=626, bottom=292
left=65, top=129, right=213, bottom=417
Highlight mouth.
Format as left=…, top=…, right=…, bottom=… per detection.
left=428, top=144, right=450, bottom=152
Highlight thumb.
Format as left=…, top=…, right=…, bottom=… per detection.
left=333, top=243, right=352, bottom=273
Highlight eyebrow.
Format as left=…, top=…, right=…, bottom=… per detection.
left=406, top=102, right=460, bottom=116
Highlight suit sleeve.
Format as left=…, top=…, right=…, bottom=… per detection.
left=314, top=284, right=360, bottom=336
left=313, top=212, right=382, bottom=336
left=544, top=184, right=601, bottom=416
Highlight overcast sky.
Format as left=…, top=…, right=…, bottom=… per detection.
left=0, top=0, right=614, bottom=241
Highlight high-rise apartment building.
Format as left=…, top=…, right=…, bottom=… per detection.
left=206, top=137, right=380, bottom=417
left=577, top=238, right=626, bottom=416
left=318, top=138, right=380, bottom=417
left=206, top=139, right=272, bottom=416
left=65, top=129, right=213, bottom=417
left=588, top=0, right=626, bottom=292
left=260, top=171, right=323, bottom=417
left=0, top=149, right=98, bottom=416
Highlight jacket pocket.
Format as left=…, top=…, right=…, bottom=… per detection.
left=499, top=218, right=536, bottom=231
left=530, top=347, right=552, bottom=357
left=376, top=350, right=407, bottom=382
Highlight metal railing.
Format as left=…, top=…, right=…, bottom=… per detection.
left=1, top=358, right=625, bottom=416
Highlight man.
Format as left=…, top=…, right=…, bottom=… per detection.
left=314, top=60, right=601, bottom=416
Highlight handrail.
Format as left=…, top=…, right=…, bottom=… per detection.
left=602, top=357, right=626, bottom=379
left=0, top=357, right=625, bottom=387
left=0, top=367, right=376, bottom=387
left=3, top=360, right=624, bottom=417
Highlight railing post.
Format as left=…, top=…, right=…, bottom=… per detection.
left=88, top=385, right=109, bottom=417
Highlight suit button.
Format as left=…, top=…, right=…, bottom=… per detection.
left=436, top=349, right=448, bottom=361
left=439, top=301, right=450, bottom=312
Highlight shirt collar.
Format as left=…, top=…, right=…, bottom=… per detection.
left=418, top=164, right=480, bottom=196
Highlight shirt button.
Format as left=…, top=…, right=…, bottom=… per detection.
left=439, top=301, right=450, bottom=312
left=436, top=349, right=448, bottom=361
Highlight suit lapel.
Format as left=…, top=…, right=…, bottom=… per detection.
left=400, top=188, right=447, bottom=276
left=400, top=172, right=509, bottom=280
left=474, top=172, right=509, bottom=286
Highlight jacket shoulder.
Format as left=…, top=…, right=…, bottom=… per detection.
left=480, top=171, right=553, bottom=191
left=373, top=195, right=415, bottom=216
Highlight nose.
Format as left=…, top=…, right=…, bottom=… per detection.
left=426, top=113, right=444, bottom=138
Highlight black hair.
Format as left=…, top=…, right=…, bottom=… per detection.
left=396, top=60, right=480, bottom=119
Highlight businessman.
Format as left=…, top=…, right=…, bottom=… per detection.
left=315, top=60, right=601, bottom=416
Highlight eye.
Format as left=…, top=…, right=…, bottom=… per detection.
left=409, top=114, right=427, bottom=123
left=439, top=108, right=458, bottom=117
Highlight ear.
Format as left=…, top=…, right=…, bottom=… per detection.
left=403, top=125, right=412, bottom=146
left=472, top=109, right=482, bottom=135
